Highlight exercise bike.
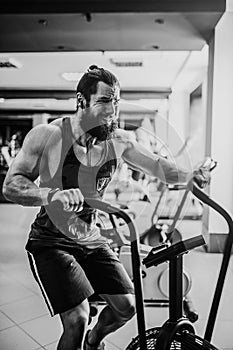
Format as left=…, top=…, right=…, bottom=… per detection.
left=86, top=158, right=233, bottom=349
left=139, top=181, right=200, bottom=323
left=106, top=196, right=198, bottom=323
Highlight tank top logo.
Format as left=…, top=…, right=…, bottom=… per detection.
left=96, top=177, right=110, bottom=192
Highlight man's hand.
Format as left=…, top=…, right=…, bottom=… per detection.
left=192, top=158, right=217, bottom=189
left=50, top=188, right=84, bottom=212
left=193, top=168, right=211, bottom=189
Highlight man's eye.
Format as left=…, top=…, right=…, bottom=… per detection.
left=100, top=99, right=110, bottom=103
left=98, top=98, right=119, bottom=104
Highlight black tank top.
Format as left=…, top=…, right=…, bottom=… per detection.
left=26, top=117, right=118, bottom=251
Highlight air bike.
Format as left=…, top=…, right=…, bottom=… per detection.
left=86, top=158, right=233, bottom=349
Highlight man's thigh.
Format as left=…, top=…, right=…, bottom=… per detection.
left=79, top=244, right=134, bottom=295
left=28, top=248, right=94, bottom=315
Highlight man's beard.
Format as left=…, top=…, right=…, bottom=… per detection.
left=80, top=115, right=118, bottom=141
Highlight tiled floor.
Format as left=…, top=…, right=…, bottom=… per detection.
left=0, top=204, right=233, bottom=349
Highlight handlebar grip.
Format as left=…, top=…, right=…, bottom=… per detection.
left=48, top=197, right=119, bottom=214
left=188, top=157, right=217, bottom=190
left=84, top=197, right=120, bottom=214
left=197, top=157, right=217, bottom=172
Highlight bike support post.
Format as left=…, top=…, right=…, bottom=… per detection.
left=169, top=255, right=183, bottom=321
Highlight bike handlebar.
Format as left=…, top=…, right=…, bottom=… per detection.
left=198, top=157, right=217, bottom=172
left=84, top=197, right=137, bottom=239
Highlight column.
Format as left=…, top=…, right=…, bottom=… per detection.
left=206, top=8, right=233, bottom=235
left=168, top=91, right=191, bottom=169
left=32, top=113, right=49, bottom=127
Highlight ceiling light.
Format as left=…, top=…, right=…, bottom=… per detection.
left=61, top=72, right=84, bottom=81
left=109, top=58, right=143, bottom=67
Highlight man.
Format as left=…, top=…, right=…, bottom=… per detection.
left=3, top=65, right=210, bottom=350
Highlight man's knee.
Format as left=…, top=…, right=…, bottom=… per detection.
left=119, top=297, right=136, bottom=321
left=60, top=300, right=90, bottom=331
left=103, top=294, right=136, bottom=322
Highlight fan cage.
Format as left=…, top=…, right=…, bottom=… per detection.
left=126, top=327, right=219, bottom=350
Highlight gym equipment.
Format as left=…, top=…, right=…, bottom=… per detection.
left=87, top=158, right=233, bottom=349
left=98, top=204, right=191, bottom=308
left=138, top=182, right=202, bottom=322
left=118, top=244, right=192, bottom=306
left=140, top=182, right=202, bottom=247
left=102, top=183, right=198, bottom=322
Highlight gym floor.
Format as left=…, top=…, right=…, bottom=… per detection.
left=0, top=204, right=233, bottom=350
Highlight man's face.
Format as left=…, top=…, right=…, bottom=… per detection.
left=80, top=81, right=120, bottom=141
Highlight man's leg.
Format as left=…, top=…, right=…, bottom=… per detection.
left=58, top=298, right=90, bottom=350
left=85, top=293, right=135, bottom=349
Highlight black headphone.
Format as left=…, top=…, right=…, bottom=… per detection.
left=77, top=95, right=85, bottom=109
left=79, top=100, right=84, bottom=109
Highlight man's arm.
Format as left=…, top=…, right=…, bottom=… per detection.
left=2, top=124, right=55, bottom=206
left=116, top=129, right=189, bottom=184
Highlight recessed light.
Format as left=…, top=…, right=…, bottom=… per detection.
left=38, top=19, right=48, bottom=26
left=155, top=18, right=164, bottom=24
left=84, top=13, right=92, bottom=22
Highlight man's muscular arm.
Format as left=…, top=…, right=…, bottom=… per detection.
left=3, top=121, right=85, bottom=211
left=115, top=129, right=189, bottom=184
left=2, top=124, right=54, bottom=206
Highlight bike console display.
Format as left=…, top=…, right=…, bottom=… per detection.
left=143, top=235, right=206, bottom=268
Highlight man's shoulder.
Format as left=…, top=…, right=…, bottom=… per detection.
left=32, top=121, right=59, bottom=132
left=49, top=116, right=64, bottom=128
left=33, top=118, right=64, bottom=138
left=24, top=120, right=63, bottom=153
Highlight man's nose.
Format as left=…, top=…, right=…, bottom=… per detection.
left=109, top=101, right=119, bottom=116
left=106, top=101, right=115, bottom=115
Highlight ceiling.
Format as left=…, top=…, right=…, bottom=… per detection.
left=0, top=12, right=220, bottom=53
left=0, top=0, right=226, bottom=112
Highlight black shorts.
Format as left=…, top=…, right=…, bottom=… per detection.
left=27, top=243, right=134, bottom=316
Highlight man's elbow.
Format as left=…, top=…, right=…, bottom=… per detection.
left=2, top=177, right=13, bottom=201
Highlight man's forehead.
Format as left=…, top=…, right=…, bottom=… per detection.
left=96, top=81, right=120, bottom=98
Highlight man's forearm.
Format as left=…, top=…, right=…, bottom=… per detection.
left=3, top=175, right=50, bottom=206
left=156, top=157, right=190, bottom=184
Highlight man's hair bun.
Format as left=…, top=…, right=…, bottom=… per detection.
left=76, top=65, right=119, bottom=100
left=88, top=65, right=100, bottom=71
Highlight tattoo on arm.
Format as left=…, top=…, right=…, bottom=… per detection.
left=3, top=174, right=50, bottom=206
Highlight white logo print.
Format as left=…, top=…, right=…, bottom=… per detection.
left=96, top=177, right=110, bottom=192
